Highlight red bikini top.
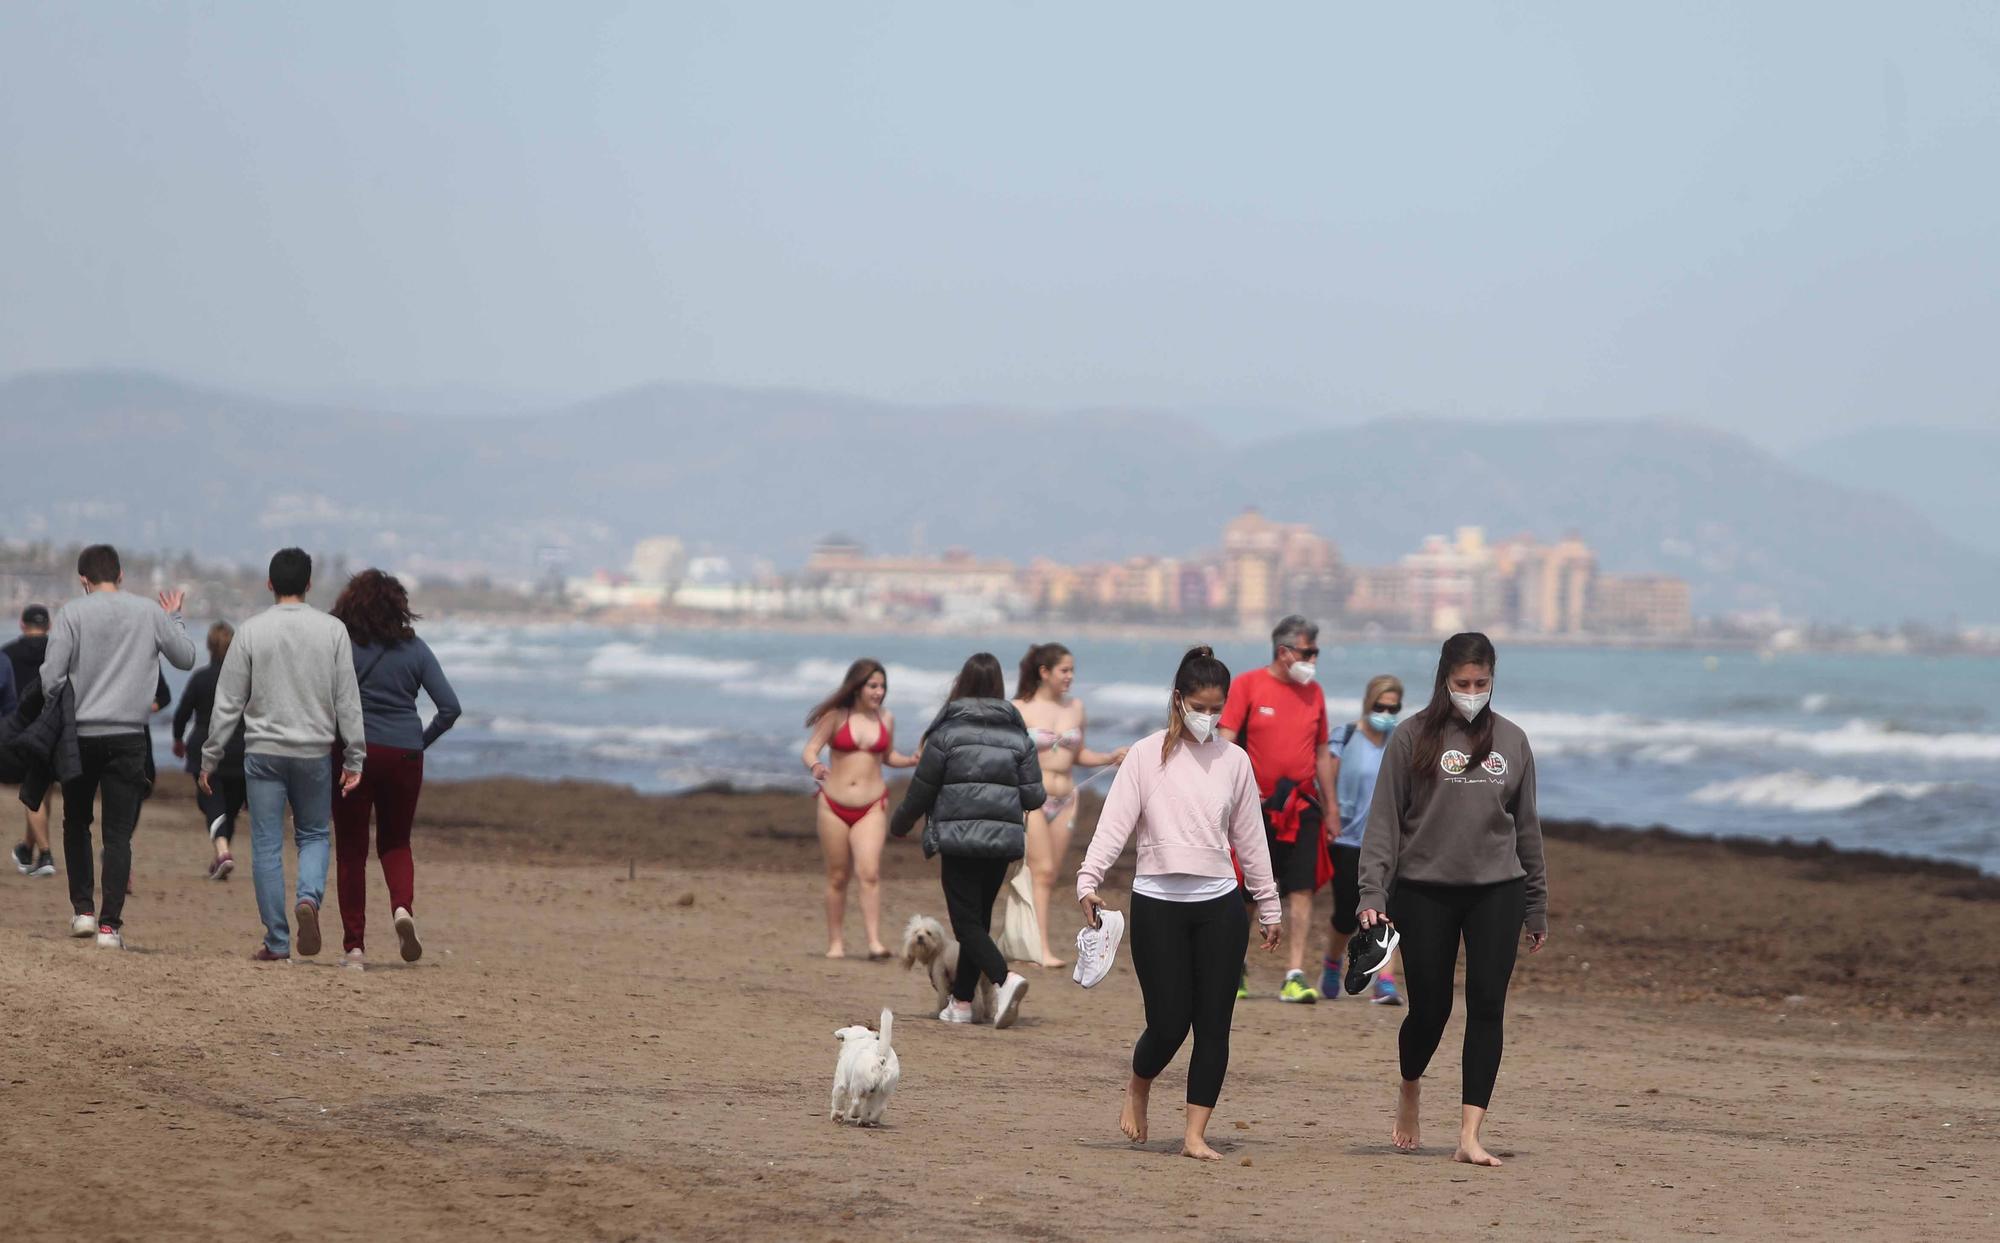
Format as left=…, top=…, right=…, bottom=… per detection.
left=831, top=712, right=891, bottom=755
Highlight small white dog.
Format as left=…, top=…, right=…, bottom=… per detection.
left=899, top=914, right=995, bottom=1024
left=830, top=1008, right=901, bottom=1126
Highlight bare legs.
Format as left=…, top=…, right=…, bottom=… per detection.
left=849, top=808, right=889, bottom=957
left=814, top=801, right=853, bottom=958
left=1284, top=890, right=1314, bottom=975
left=815, top=800, right=890, bottom=958
left=1455, top=1104, right=1502, bottom=1166
left=1025, top=802, right=1076, bottom=967
left=23, top=797, right=51, bottom=856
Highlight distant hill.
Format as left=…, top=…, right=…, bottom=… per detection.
left=1794, top=427, right=2000, bottom=558
left=3, top=369, right=1995, bottom=625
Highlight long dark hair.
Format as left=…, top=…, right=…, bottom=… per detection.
left=805, top=658, right=887, bottom=727
left=1410, top=632, right=1498, bottom=785
left=1014, top=642, right=1071, bottom=701
left=927, top=652, right=1006, bottom=737
left=330, top=570, right=418, bottom=647
left=1162, top=645, right=1232, bottom=761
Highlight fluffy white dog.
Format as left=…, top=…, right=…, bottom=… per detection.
left=830, top=1008, right=901, bottom=1126
left=899, top=913, right=995, bottom=1023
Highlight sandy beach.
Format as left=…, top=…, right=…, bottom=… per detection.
left=2, top=777, right=1996, bottom=1241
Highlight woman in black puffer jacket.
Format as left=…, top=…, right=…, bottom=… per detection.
left=891, top=652, right=1046, bottom=1029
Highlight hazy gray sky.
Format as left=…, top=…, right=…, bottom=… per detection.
left=3, top=1, right=1996, bottom=441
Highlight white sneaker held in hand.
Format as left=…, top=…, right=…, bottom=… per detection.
left=1073, top=907, right=1126, bottom=989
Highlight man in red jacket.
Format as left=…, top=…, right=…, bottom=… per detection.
left=1220, top=614, right=1335, bottom=1002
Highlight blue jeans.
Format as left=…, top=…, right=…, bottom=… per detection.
left=245, top=752, right=333, bottom=954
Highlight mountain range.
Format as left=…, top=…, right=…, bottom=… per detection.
left=1, top=369, right=1993, bottom=626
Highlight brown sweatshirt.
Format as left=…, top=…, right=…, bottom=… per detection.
left=1357, top=709, right=1549, bottom=933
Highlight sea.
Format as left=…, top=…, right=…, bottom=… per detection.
left=154, top=623, right=2000, bottom=875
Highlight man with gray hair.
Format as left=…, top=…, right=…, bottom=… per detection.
left=1220, top=614, right=1335, bottom=1002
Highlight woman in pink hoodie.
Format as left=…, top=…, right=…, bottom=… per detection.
left=1076, top=646, right=1282, bottom=1161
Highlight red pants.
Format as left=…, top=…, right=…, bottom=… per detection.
left=333, top=743, right=424, bottom=953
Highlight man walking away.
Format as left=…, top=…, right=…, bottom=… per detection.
left=5, top=605, right=58, bottom=876
left=202, top=548, right=365, bottom=962
left=38, top=549, right=197, bottom=946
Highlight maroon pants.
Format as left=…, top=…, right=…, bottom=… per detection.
left=333, top=743, right=424, bottom=953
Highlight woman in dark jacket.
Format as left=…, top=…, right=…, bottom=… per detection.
left=891, top=652, right=1045, bottom=1029
left=172, top=622, right=246, bottom=879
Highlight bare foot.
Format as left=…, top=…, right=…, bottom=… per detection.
left=1393, top=1079, right=1422, bottom=1152
left=825, top=947, right=846, bottom=959
left=1454, top=1137, right=1503, bottom=1167
left=1038, top=957, right=1069, bottom=969
left=1120, top=1076, right=1151, bottom=1143
left=1181, top=1137, right=1222, bottom=1161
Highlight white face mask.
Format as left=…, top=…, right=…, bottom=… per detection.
left=1287, top=661, right=1317, bottom=685
left=1451, top=690, right=1490, bottom=722
left=1182, top=707, right=1219, bottom=743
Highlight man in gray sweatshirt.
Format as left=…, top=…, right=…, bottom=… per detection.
left=201, top=548, right=366, bottom=961
left=39, top=545, right=198, bottom=947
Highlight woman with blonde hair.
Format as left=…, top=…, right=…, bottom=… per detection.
left=1318, top=672, right=1405, bottom=1003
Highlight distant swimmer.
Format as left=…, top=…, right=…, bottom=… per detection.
left=1012, top=642, right=1127, bottom=968
left=1076, top=646, right=1281, bottom=1160
left=803, top=659, right=918, bottom=960
left=1356, top=633, right=1549, bottom=1167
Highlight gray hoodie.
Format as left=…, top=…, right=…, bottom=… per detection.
left=39, top=590, right=196, bottom=736
left=202, top=602, right=366, bottom=773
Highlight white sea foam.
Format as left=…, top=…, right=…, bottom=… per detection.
left=1800, top=693, right=1833, bottom=713
left=582, top=643, right=758, bottom=682
left=722, top=658, right=957, bottom=705
left=1509, top=710, right=2000, bottom=765
left=484, top=717, right=717, bottom=748
left=1688, top=771, right=1941, bottom=813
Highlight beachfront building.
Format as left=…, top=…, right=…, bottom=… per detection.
left=803, top=536, right=1027, bottom=624
left=1401, top=527, right=1509, bottom=635
left=1222, top=508, right=1343, bottom=631
left=1497, top=532, right=1595, bottom=637
left=1586, top=573, right=1694, bottom=637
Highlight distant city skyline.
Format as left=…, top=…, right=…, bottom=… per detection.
left=5, top=3, right=1998, bottom=448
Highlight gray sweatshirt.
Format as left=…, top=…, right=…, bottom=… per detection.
left=1356, top=709, right=1549, bottom=933
left=202, top=603, right=367, bottom=773
left=39, top=590, right=197, bottom=736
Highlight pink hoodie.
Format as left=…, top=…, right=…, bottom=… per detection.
left=1076, top=729, right=1281, bottom=926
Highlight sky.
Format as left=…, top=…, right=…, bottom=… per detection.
left=2, top=1, right=1997, bottom=444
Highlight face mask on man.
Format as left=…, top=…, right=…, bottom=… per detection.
left=1451, top=690, right=1491, bottom=722
left=1287, top=661, right=1317, bottom=685
left=1182, top=706, right=1219, bottom=743
left=1367, top=711, right=1398, bottom=735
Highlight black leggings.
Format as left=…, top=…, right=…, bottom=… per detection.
left=939, top=854, right=1011, bottom=1002
left=1129, top=891, right=1250, bottom=1109
left=1388, top=878, right=1524, bottom=1110
left=196, top=773, right=248, bottom=843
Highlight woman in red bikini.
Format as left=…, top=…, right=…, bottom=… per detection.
left=802, top=659, right=918, bottom=959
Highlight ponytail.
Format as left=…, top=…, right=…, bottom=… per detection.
left=1015, top=642, right=1071, bottom=701
left=1162, top=644, right=1232, bottom=762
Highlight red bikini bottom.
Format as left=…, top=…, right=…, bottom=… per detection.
left=821, top=790, right=888, bottom=827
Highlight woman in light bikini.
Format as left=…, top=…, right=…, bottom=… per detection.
left=802, top=659, right=918, bottom=959
left=1014, top=643, right=1127, bottom=967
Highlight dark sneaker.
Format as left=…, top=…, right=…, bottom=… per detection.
left=31, top=851, right=56, bottom=877
left=1344, top=922, right=1401, bottom=995
left=251, top=946, right=289, bottom=963
left=11, top=842, right=32, bottom=874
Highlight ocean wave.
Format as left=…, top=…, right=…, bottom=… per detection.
left=583, top=643, right=758, bottom=682
left=1688, top=771, right=1941, bottom=813
left=484, top=717, right=718, bottom=747
left=721, top=658, right=958, bottom=705
left=1510, top=710, right=2000, bottom=765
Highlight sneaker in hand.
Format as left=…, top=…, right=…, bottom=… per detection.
left=1073, top=908, right=1126, bottom=989
left=1344, top=922, right=1401, bottom=995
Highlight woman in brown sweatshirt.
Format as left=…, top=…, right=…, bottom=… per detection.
left=1357, top=632, right=1549, bottom=1168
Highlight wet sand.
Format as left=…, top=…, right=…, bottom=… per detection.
left=2, top=776, right=1995, bottom=1241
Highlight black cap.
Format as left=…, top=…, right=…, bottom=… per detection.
left=20, top=605, right=50, bottom=628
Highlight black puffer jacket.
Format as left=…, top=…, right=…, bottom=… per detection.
left=890, top=698, right=1046, bottom=860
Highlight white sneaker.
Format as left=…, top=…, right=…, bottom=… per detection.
left=343, top=948, right=366, bottom=972
left=993, top=973, right=1030, bottom=1029
left=937, top=1000, right=975, bottom=1024
left=393, top=907, right=423, bottom=963
left=94, top=925, right=123, bottom=950
left=69, top=913, right=97, bottom=938
left=1073, top=908, right=1125, bottom=989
